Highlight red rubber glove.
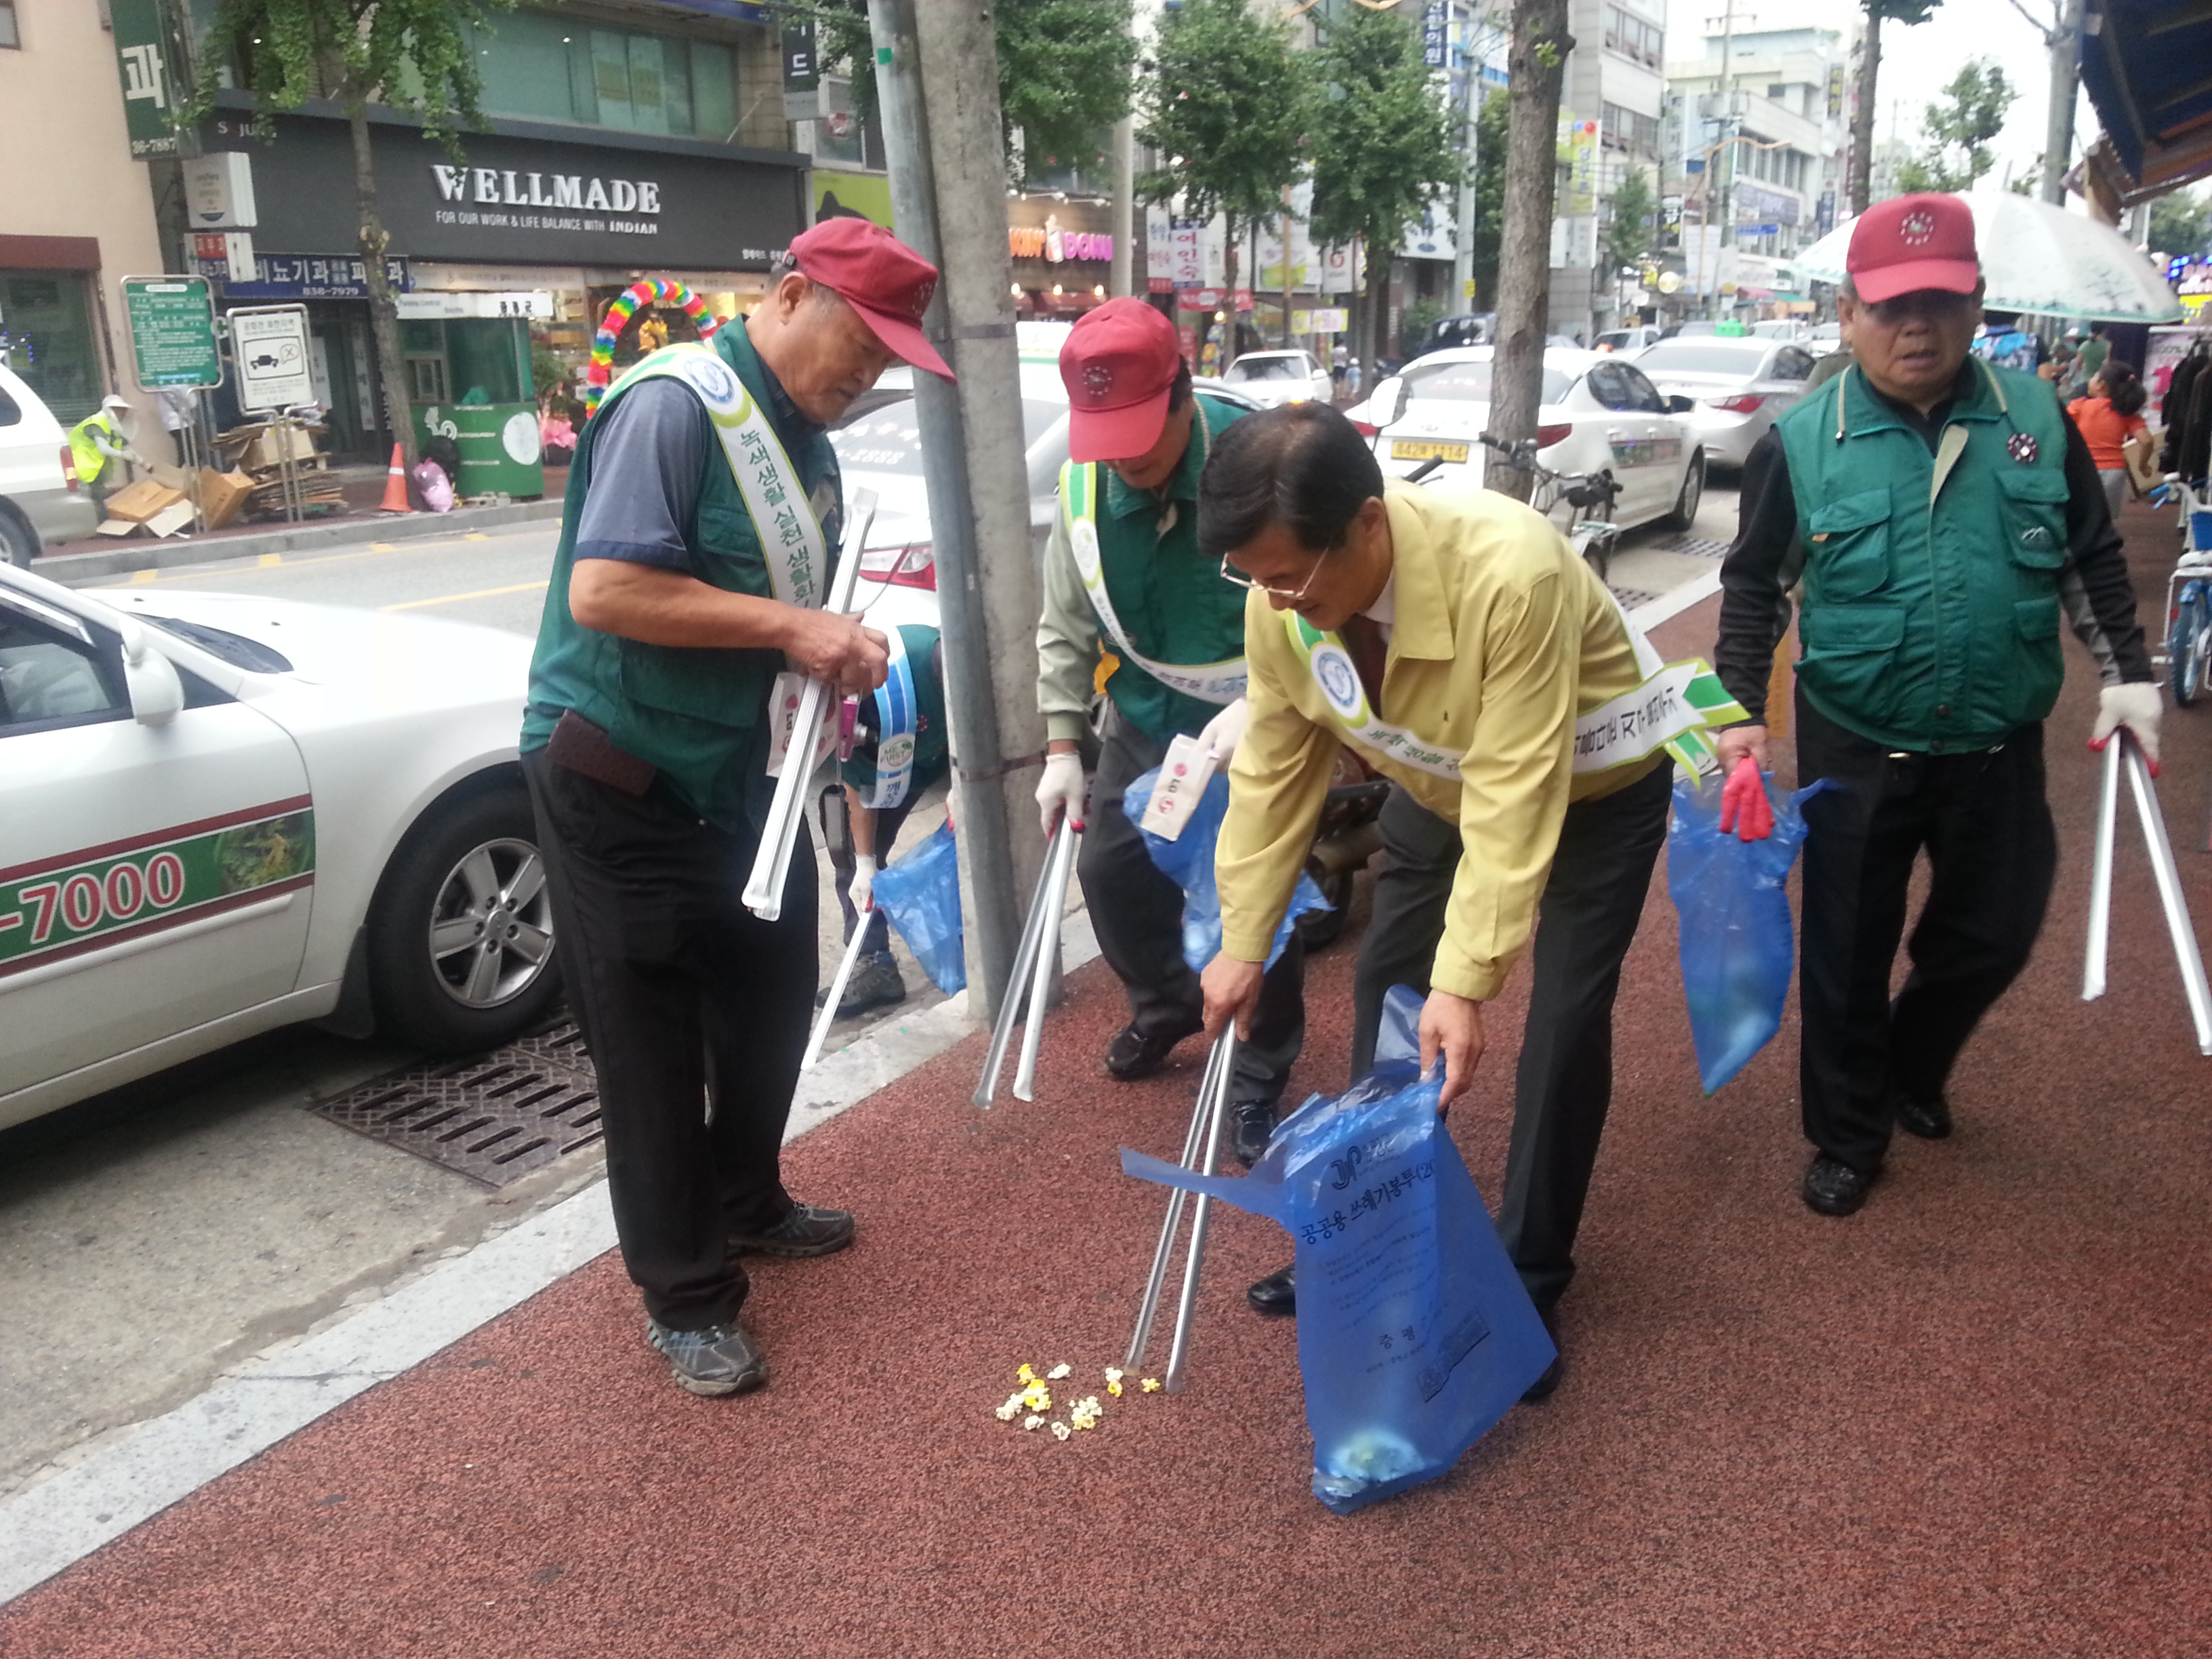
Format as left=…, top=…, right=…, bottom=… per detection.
left=1718, top=755, right=1774, bottom=842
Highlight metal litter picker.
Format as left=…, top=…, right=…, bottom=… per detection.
left=1124, top=1029, right=1238, bottom=1393
left=971, top=814, right=1081, bottom=1107
left=2082, top=730, right=2212, bottom=1053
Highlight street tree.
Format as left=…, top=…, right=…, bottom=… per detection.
left=1136, top=0, right=1313, bottom=366
left=818, top=0, right=1136, bottom=188
left=1466, top=92, right=1509, bottom=315
left=1490, top=0, right=1571, bottom=504
left=1848, top=1, right=1942, bottom=214
left=1601, top=163, right=1656, bottom=282
left=1897, top=60, right=2017, bottom=194
left=188, top=0, right=518, bottom=468
left=2150, top=187, right=2212, bottom=261
left=1307, top=3, right=1458, bottom=383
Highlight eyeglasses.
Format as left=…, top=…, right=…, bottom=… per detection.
left=1218, top=549, right=1326, bottom=601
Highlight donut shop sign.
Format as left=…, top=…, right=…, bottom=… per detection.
left=430, top=163, right=662, bottom=231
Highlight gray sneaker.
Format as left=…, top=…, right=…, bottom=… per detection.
left=835, top=950, right=907, bottom=1019
left=646, top=1317, right=768, bottom=1397
left=727, top=1200, right=855, bottom=1258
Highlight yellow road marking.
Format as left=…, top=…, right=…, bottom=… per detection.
left=370, top=541, right=394, bottom=552
left=464, top=533, right=489, bottom=541
left=258, top=552, right=283, bottom=567
left=380, top=579, right=548, bottom=611
left=129, top=568, right=159, bottom=585
left=86, top=525, right=548, bottom=587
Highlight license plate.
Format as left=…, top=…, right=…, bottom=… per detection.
left=1390, top=440, right=1470, bottom=464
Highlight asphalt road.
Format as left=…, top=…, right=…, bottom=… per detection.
left=3, top=480, right=1738, bottom=1503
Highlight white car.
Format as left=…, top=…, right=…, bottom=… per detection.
left=1216, top=349, right=1334, bottom=408
left=1, top=363, right=99, bottom=566
left=0, top=562, right=558, bottom=1130
left=1345, top=346, right=1706, bottom=535
left=1627, top=336, right=1818, bottom=470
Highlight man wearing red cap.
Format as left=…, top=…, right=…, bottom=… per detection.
left=1035, top=298, right=1305, bottom=1159
left=1715, top=193, right=2156, bottom=1217
left=520, top=217, right=953, bottom=1395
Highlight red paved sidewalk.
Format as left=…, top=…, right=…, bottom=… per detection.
left=5, top=501, right=2209, bottom=1656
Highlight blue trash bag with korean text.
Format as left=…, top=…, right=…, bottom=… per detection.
left=1120, top=987, right=1555, bottom=1513
left=1666, top=772, right=1826, bottom=1094
left=871, top=821, right=966, bottom=994
left=1123, top=766, right=1329, bottom=973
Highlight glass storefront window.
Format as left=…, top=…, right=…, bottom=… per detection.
left=0, top=272, right=100, bottom=425
left=464, top=8, right=739, bottom=143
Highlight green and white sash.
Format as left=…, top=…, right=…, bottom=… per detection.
left=1283, top=593, right=1744, bottom=780
left=863, top=626, right=919, bottom=809
left=1058, top=408, right=1246, bottom=707
left=603, top=344, right=827, bottom=609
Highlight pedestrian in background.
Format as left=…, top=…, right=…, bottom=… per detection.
left=2069, top=359, right=2151, bottom=518
left=1715, top=194, right=2157, bottom=1218
left=520, top=218, right=951, bottom=1396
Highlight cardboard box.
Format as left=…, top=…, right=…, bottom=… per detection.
left=197, top=468, right=255, bottom=531
left=243, top=425, right=316, bottom=472
left=102, top=478, right=190, bottom=525
left=144, top=500, right=197, bottom=538
left=94, top=518, right=137, bottom=537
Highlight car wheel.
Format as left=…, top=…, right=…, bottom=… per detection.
left=0, top=506, right=39, bottom=568
left=1660, top=449, right=1705, bottom=531
left=367, top=783, right=560, bottom=1053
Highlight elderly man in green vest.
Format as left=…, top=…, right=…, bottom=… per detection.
left=1034, top=300, right=1306, bottom=1165
left=1715, top=193, right=2157, bottom=1218
left=520, top=218, right=952, bottom=1397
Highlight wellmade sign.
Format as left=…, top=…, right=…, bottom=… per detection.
left=430, top=165, right=666, bottom=230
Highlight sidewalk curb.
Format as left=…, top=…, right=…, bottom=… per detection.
left=33, top=498, right=566, bottom=586
left=0, top=910, right=1099, bottom=1607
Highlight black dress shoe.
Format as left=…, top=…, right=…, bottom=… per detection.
left=728, top=1201, right=855, bottom=1257
left=1247, top=1262, right=1296, bottom=1315
left=1891, top=1086, right=1953, bottom=1141
left=1521, top=1307, right=1563, bottom=1403
left=1230, top=1099, right=1277, bottom=1167
left=1801, top=1153, right=1877, bottom=1216
left=1104, top=1015, right=1203, bottom=1081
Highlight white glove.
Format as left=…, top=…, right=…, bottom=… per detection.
left=1036, top=750, right=1088, bottom=836
left=850, top=853, right=878, bottom=912
left=1197, top=696, right=1250, bottom=764
left=2093, top=682, right=2163, bottom=770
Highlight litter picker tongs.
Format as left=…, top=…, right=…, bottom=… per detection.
left=742, top=488, right=879, bottom=922
left=2082, top=730, right=2212, bottom=1053
left=972, top=813, right=1082, bottom=1107
left=1123, top=1028, right=1238, bottom=1393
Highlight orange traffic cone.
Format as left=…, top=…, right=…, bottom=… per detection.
left=377, top=442, right=411, bottom=513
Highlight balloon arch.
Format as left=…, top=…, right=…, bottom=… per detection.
left=583, top=277, right=722, bottom=415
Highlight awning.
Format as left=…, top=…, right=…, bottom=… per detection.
left=2080, top=4, right=2212, bottom=200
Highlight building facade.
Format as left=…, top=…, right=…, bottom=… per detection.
left=1553, top=0, right=1670, bottom=342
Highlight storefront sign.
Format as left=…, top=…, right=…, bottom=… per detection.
left=1422, top=1, right=1450, bottom=69
left=190, top=251, right=413, bottom=300
left=120, top=276, right=221, bottom=390
left=1557, top=117, right=1600, bottom=216
left=184, top=152, right=259, bottom=228
left=394, top=291, right=552, bottom=320
left=109, top=0, right=178, bottom=159
left=1008, top=219, right=1114, bottom=263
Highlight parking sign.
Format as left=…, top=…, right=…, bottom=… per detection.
left=229, top=305, right=316, bottom=413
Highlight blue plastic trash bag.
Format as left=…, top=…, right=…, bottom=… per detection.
left=870, top=822, right=966, bottom=994
left=1666, top=771, right=1826, bottom=1094
left=1121, top=990, right=1553, bottom=1514
left=1123, top=766, right=1329, bottom=972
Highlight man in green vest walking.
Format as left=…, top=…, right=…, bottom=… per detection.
left=520, top=217, right=952, bottom=1396
left=1034, top=300, right=1305, bottom=1165
left=1715, top=194, right=2158, bottom=1218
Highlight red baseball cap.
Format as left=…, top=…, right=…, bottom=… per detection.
left=788, top=218, right=955, bottom=380
left=1847, top=192, right=1980, bottom=304
left=1062, top=298, right=1181, bottom=463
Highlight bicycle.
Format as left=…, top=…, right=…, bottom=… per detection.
left=1476, top=432, right=1623, bottom=583
left=2152, top=475, right=2212, bottom=707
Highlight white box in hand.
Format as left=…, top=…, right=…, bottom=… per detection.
left=1140, top=733, right=1218, bottom=842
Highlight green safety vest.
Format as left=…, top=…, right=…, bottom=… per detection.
left=1776, top=359, right=2070, bottom=754
left=68, top=411, right=121, bottom=485
left=838, top=623, right=949, bottom=802
left=1060, top=393, right=1252, bottom=741
left=522, top=328, right=842, bottom=832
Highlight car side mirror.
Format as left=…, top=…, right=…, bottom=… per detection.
left=1667, top=394, right=1696, bottom=414
left=117, top=618, right=184, bottom=725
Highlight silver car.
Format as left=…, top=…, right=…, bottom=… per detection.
left=1627, top=337, right=1818, bottom=470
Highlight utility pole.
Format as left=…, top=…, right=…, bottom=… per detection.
left=1109, top=113, right=1136, bottom=298
left=1450, top=2, right=1492, bottom=316
left=867, top=0, right=1048, bottom=1026
left=1848, top=6, right=1879, bottom=213
left=2033, top=0, right=2083, bottom=205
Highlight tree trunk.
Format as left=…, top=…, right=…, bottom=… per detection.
left=2040, top=0, right=2081, bottom=205
left=1490, top=0, right=1570, bottom=504
left=1364, top=241, right=1393, bottom=387
left=1848, top=7, right=1880, bottom=216
left=1222, top=213, right=1242, bottom=371
left=349, top=98, right=416, bottom=468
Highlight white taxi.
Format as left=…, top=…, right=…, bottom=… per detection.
left=0, top=562, right=558, bottom=1130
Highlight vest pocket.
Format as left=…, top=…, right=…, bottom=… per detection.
left=618, top=639, right=771, bottom=729
left=1805, top=488, right=1893, bottom=600
left=1799, top=601, right=1906, bottom=723
left=1996, top=466, right=2068, bottom=570
left=2015, top=596, right=2060, bottom=639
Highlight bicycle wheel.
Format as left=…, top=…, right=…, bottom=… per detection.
left=2172, top=587, right=2208, bottom=706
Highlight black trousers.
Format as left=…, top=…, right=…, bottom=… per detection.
left=819, top=782, right=920, bottom=959
left=1795, top=690, right=2057, bottom=1174
left=523, top=750, right=816, bottom=1331
left=1083, top=714, right=1305, bottom=1104
left=1349, top=764, right=1671, bottom=1311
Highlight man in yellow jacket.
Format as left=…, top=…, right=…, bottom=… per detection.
left=1197, top=403, right=1677, bottom=1401
left=68, top=394, right=142, bottom=514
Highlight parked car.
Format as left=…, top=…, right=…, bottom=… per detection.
left=1343, top=346, right=1706, bottom=535
left=0, top=363, right=98, bottom=566
left=1749, top=319, right=1810, bottom=340
left=0, top=561, right=559, bottom=1129
left=1595, top=325, right=1665, bottom=353
left=1216, top=349, right=1334, bottom=407
left=1417, top=312, right=1495, bottom=356
left=1625, top=336, right=1818, bottom=470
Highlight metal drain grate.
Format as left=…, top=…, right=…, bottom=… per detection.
left=1644, top=535, right=1732, bottom=560
left=310, top=1017, right=605, bottom=1187
left=1607, top=586, right=1661, bottom=610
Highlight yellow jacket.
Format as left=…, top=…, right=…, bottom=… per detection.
left=1216, top=481, right=1658, bottom=1002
